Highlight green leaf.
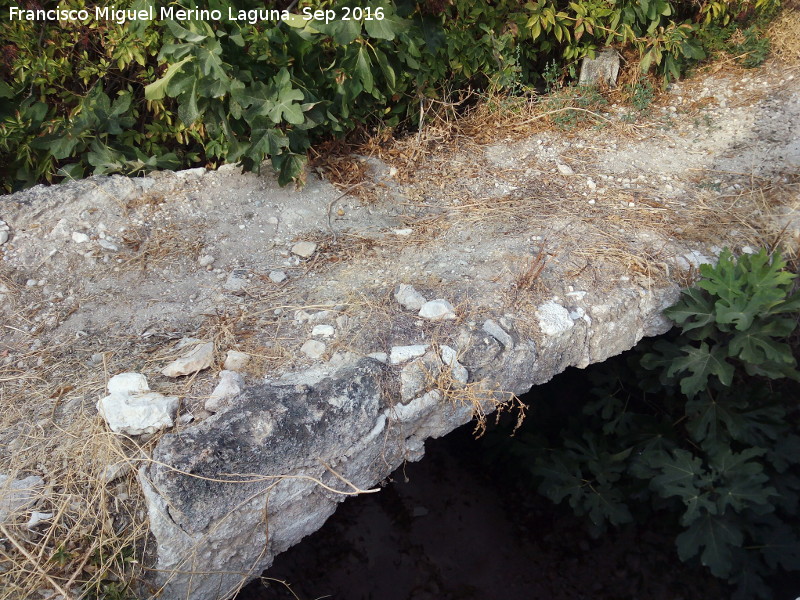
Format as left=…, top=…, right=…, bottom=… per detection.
left=665, top=287, right=716, bottom=336
left=676, top=514, right=742, bottom=577
left=710, top=447, right=775, bottom=514
left=667, top=342, right=734, bottom=397
left=760, top=520, right=800, bottom=571
left=272, top=152, right=306, bottom=186
left=355, top=46, right=375, bottom=94
left=364, top=4, right=409, bottom=40
left=685, top=393, right=746, bottom=445
left=313, top=17, right=362, bottom=45
left=248, top=117, right=289, bottom=157
left=145, top=57, right=193, bottom=101
left=177, top=79, right=200, bottom=125
left=729, top=322, right=796, bottom=367
left=372, top=47, right=397, bottom=91
left=165, top=19, right=208, bottom=43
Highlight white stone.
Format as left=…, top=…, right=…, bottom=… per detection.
left=440, top=345, right=469, bottom=385
left=389, top=344, right=429, bottom=365
left=556, top=163, right=574, bottom=176
left=394, top=284, right=427, bottom=311
left=291, top=241, right=317, bottom=258
left=392, top=228, right=413, bottom=236
left=98, top=239, right=119, bottom=252
left=741, top=245, right=755, bottom=255
left=161, top=342, right=214, bottom=377
left=71, top=232, right=90, bottom=244
left=418, top=299, right=456, bottom=321
left=0, top=475, right=45, bottom=522
left=205, top=370, right=244, bottom=413
left=400, top=359, right=430, bottom=401
left=108, top=372, right=150, bottom=396
left=269, top=270, right=287, bottom=283
left=97, top=389, right=179, bottom=436
left=0, top=231, right=8, bottom=245
left=224, top=271, right=247, bottom=292
left=312, top=324, right=335, bottom=338
left=198, top=255, right=215, bottom=267
left=101, top=462, right=132, bottom=484
left=366, top=352, right=388, bottom=363
left=26, top=511, right=53, bottom=529
left=175, top=167, right=206, bottom=178
left=482, top=319, right=513, bottom=350
left=223, top=350, right=250, bottom=371
left=391, top=390, right=441, bottom=422
left=301, top=340, right=326, bottom=359
left=535, top=301, right=574, bottom=336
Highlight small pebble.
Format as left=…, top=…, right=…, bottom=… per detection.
left=269, top=270, right=288, bottom=283
left=198, top=254, right=215, bottom=267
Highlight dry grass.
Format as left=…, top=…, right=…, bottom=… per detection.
left=769, top=5, right=800, bottom=66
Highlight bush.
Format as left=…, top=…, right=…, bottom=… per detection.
left=494, top=248, right=800, bottom=599
left=0, top=0, right=782, bottom=191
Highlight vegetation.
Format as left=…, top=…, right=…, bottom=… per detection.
left=0, top=0, right=781, bottom=191
left=489, top=248, right=800, bottom=598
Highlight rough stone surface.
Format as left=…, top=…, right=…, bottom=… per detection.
left=0, top=475, right=45, bottom=523
left=205, top=370, right=245, bottom=413
left=389, top=344, right=429, bottom=365
left=394, top=284, right=427, bottom=311
left=300, top=339, right=326, bottom=359
left=97, top=373, right=180, bottom=435
left=418, top=299, right=456, bottom=320
left=223, top=350, right=251, bottom=371
left=161, top=342, right=214, bottom=377
left=291, top=241, right=317, bottom=258
left=578, top=47, right=620, bottom=87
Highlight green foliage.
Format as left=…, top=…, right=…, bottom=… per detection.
left=498, top=248, right=800, bottom=598
left=0, top=0, right=782, bottom=190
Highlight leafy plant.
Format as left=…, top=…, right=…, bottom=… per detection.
left=495, top=248, right=800, bottom=599
left=0, top=0, right=783, bottom=190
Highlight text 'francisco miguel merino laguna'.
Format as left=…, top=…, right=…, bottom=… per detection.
left=6, top=6, right=295, bottom=25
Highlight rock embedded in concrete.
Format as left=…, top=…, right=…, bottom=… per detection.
left=141, top=359, right=389, bottom=600
left=205, top=370, right=244, bottom=413
left=161, top=342, right=214, bottom=377
left=394, top=284, right=427, bottom=311
left=97, top=373, right=179, bottom=436
left=418, top=299, right=456, bottom=321
left=389, top=344, right=429, bottom=365
left=482, top=319, right=514, bottom=350
left=440, top=345, right=468, bottom=385
left=400, top=359, right=430, bottom=401
left=301, top=339, right=326, bottom=359
left=291, top=241, right=317, bottom=258
left=223, top=350, right=250, bottom=371
left=535, top=301, right=574, bottom=336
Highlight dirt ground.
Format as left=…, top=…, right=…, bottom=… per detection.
left=1, top=12, right=799, bottom=598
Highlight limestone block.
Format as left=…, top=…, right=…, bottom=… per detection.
left=578, top=47, right=620, bottom=87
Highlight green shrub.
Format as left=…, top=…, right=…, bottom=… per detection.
left=495, top=248, right=800, bottom=599
left=0, top=0, right=782, bottom=191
